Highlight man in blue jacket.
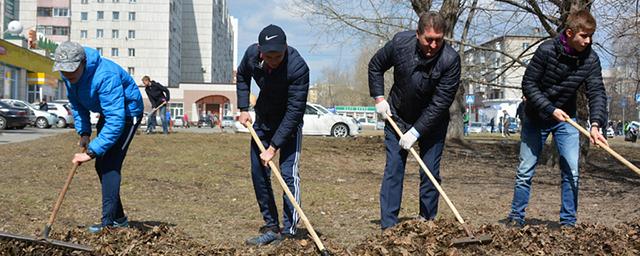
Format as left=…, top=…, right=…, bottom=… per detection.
left=506, top=10, right=608, bottom=228
left=53, top=41, right=144, bottom=233
left=368, top=12, right=461, bottom=231
left=237, top=24, right=309, bottom=245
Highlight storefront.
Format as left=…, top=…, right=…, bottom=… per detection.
left=0, top=39, right=61, bottom=102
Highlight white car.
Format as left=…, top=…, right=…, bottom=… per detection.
left=1, top=99, right=57, bottom=129
left=46, top=102, right=74, bottom=128
left=221, top=116, right=234, bottom=128
left=52, top=99, right=100, bottom=125
left=468, top=122, right=485, bottom=134
left=234, top=103, right=359, bottom=137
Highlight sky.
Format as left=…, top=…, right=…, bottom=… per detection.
left=228, top=0, right=359, bottom=84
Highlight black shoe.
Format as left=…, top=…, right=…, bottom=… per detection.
left=245, top=231, right=281, bottom=246
left=505, top=219, right=525, bottom=228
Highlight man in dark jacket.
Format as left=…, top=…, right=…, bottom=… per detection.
left=507, top=10, right=608, bottom=228
left=237, top=24, right=309, bottom=245
left=142, top=76, right=170, bottom=134
left=368, top=12, right=461, bottom=230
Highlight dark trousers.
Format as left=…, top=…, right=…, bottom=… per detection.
left=250, top=123, right=302, bottom=235
left=379, top=122, right=447, bottom=229
left=95, top=115, right=141, bottom=226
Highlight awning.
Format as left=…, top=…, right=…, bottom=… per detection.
left=0, top=39, right=60, bottom=79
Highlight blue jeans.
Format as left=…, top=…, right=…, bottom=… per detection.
left=95, top=115, right=141, bottom=226
left=250, top=123, right=303, bottom=235
left=380, top=121, right=447, bottom=229
left=508, top=117, right=580, bottom=226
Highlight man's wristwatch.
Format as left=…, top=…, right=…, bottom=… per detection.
left=86, top=149, right=97, bottom=159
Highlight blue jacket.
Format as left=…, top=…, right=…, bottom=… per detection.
left=236, top=44, right=309, bottom=149
left=63, top=47, right=143, bottom=156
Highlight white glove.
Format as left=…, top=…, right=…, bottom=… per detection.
left=399, top=131, right=418, bottom=150
left=375, top=99, right=392, bottom=120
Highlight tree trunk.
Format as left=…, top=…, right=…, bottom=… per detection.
left=439, top=0, right=465, bottom=142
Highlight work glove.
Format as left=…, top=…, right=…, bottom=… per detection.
left=78, top=134, right=90, bottom=148
left=375, top=99, right=392, bottom=120
left=399, top=131, right=418, bottom=150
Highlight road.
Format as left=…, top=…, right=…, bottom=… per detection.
left=0, top=127, right=71, bottom=144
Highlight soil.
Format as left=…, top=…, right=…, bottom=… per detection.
left=1, top=131, right=639, bottom=255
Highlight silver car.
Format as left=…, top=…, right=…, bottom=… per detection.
left=0, top=99, right=57, bottom=128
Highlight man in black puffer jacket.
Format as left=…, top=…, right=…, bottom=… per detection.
left=507, top=10, right=608, bottom=228
left=368, top=12, right=461, bottom=230
left=237, top=24, right=309, bottom=246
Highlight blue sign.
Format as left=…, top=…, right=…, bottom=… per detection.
left=621, top=98, right=627, bottom=107
left=465, top=95, right=475, bottom=104
left=636, top=93, right=640, bottom=102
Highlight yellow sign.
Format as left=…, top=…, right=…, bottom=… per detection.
left=0, top=39, right=60, bottom=79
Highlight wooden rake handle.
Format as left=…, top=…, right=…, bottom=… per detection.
left=149, top=101, right=167, bottom=116
left=565, top=118, right=640, bottom=176
left=43, top=148, right=86, bottom=239
left=245, top=121, right=328, bottom=254
left=386, top=118, right=469, bottom=226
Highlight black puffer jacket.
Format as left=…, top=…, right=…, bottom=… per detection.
left=369, top=31, right=461, bottom=135
left=522, top=36, right=607, bottom=127
left=144, top=81, right=170, bottom=108
left=236, top=43, right=309, bottom=149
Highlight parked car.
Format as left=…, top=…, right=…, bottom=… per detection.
left=0, top=101, right=29, bottom=130
left=625, top=121, right=639, bottom=143
left=506, top=117, right=519, bottom=134
left=468, top=122, right=484, bottom=134
left=234, top=103, right=360, bottom=137
left=221, top=115, right=234, bottom=128
left=140, top=112, right=163, bottom=127
left=606, top=127, right=615, bottom=138
left=173, top=116, right=184, bottom=127
left=52, top=99, right=100, bottom=125
left=45, top=102, right=74, bottom=128
left=0, top=99, right=57, bottom=128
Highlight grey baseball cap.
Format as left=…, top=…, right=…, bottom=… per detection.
left=52, top=41, right=86, bottom=72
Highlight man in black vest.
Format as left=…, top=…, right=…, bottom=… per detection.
left=368, top=11, right=461, bottom=230
left=507, top=10, right=607, bottom=228
left=142, top=76, right=170, bottom=134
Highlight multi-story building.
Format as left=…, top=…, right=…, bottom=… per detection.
left=181, top=0, right=234, bottom=84
left=17, top=0, right=71, bottom=44
left=70, top=0, right=183, bottom=88
left=465, top=29, right=545, bottom=123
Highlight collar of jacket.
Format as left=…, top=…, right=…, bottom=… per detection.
left=553, top=35, right=591, bottom=65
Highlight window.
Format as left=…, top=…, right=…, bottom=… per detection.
left=112, top=11, right=119, bottom=20
left=81, top=0, right=88, bottom=4
left=112, top=29, right=119, bottom=39
left=97, top=11, right=104, bottom=20
left=127, top=67, right=135, bottom=75
left=111, top=48, right=119, bottom=56
left=128, top=48, right=135, bottom=57
left=27, top=85, right=40, bottom=103
left=80, top=30, right=88, bottom=38
left=128, top=30, right=135, bottom=39
left=53, top=8, right=69, bottom=17
left=37, top=7, right=52, bottom=17
left=96, top=47, right=103, bottom=55
left=96, top=29, right=104, bottom=38
left=81, top=12, right=88, bottom=21
left=129, top=0, right=137, bottom=3
left=128, top=12, right=136, bottom=21
left=522, top=42, right=530, bottom=50
left=52, top=26, right=69, bottom=36
left=97, top=0, right=104, bottom=2
left=113, top=0, right=120, bottom=2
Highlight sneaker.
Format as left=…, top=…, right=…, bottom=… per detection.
left=88, top=224, right=104, bottom=234
left=245, top=231, right=281, bottom=246
left=113, top=216, right=129, bottom=228
left=505, top=218, right=524, bottom=228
